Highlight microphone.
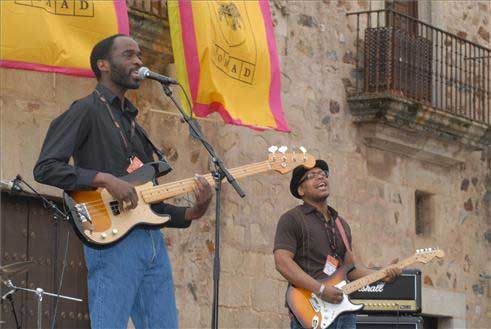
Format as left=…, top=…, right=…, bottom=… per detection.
left=137, top=67, right=178, bottom=85
left=1, top=175, right=22, bottom=192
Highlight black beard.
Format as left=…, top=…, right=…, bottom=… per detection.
left=109, top=61, right=140, bottom=90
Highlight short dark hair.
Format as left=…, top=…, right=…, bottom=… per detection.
left=90, top=34, right=127, bottom=80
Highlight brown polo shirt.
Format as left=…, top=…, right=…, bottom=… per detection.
left=274, top=203, right=352, bottom=280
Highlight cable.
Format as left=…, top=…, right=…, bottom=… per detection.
left=49, top=216, right=71, bottom=329
left=176, top=82, right=194, bottom=120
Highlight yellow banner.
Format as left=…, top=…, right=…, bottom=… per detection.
left=169, top=0, right=289, bottom=131
left=0, top=0, right=129, bottom=76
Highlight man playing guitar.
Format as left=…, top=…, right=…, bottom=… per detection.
left=274, top=159, right=401, bottom=329
left=34, top=34, right=212, bottom=328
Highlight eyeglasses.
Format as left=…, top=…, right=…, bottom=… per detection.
left=299, top=170, right=329, bottom=184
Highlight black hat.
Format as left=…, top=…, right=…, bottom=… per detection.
left=289, top=159, right=329, bottom=199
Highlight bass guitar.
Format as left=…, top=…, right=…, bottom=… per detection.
left=64, top=147, right=315, bottom=245
left=287, top=248, right=444, bottom=329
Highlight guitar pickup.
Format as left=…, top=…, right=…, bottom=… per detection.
left=109, top=200, right=120, bottom=216
left=309, top=294, right=321, bottom=312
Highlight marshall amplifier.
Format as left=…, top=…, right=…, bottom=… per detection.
left=350, top=269, right=421, bottom=313
left=356, top=315, right=423, bottom=329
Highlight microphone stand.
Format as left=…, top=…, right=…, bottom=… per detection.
left=4, top=280, right=82, bottom=329
left=1, top=290, right=21, bottom=329
left=161, top=83, right=245, bottom=329
left=11, top=175, right=69, bottom=222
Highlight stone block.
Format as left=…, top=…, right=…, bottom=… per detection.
left=251, top=277, right=280, bottom=312
left=258, top=312, right=283, bottom=329
left=218, top=307, right=238, bottom=329
left=220, top=273, right=251, bottom=308
left=1, top=68, right=55, bottom=102
left=421, top=286, right=466, bottom=318
left=221, top=244, right=245, bottom=275
left=235, top=310, right=260, bottom=328
left=249, top=223, right=269, bottom=250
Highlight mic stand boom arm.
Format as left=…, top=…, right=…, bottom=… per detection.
left=13, top=175, right=69, bottom=221
left=161, top=84, right=245, bottom=198
left=161, top=83, right=245, bottom=329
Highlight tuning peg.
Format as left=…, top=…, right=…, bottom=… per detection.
left=278, top=146, right=288, bottom=154
left=299, top=146, right=307, bottom=160
left=416, top=249, right=421, bottom=253
left=268, top=145, right=278, bottom=154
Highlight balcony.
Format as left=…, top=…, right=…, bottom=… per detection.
left=347, top=10, right=491, bottom=166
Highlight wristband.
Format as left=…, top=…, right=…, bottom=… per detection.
left=318, top=284, right=325, bottom=296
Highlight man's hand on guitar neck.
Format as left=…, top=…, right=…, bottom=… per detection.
left=185, top=175, right=212, bottom=220
left=92, top=172, right=138, bottom=209
left=381, top=258, right=402, bottom=283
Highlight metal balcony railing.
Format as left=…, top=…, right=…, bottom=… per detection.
left=126, top=0, right=166, bottom=19
left=347, top=9, right=491, bottom=125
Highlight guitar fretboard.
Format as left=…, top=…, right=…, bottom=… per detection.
left=139, top=161, right=273, bottom=203
left=343, top=256, right=416, bottom=294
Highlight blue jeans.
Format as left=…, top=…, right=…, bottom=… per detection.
left=83, top=228, right=177, bottom=329
left=291, top=313, right=357, bottom=329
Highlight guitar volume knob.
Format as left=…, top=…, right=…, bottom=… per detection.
left=101, top=233, right=107, bottom=239
left=112, top=229, right=118, bottom=235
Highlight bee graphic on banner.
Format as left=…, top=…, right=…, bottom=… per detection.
left=208, top=1, right=257, bottom=85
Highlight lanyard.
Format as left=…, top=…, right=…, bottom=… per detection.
left=321, top=215, right=338, bottom=256
left=95, top=89, right=136, bottom=161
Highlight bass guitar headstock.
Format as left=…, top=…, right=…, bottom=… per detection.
left=267, top=146, right=316, bottom=174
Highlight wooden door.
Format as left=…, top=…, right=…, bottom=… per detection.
left=1, top=192, right=89, bottom=328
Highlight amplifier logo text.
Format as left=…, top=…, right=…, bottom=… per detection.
left=358, top=282, right=385, bottom=293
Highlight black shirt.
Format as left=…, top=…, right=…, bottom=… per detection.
left=34, top=83, right=190, bottom=228
left=274, top=203, right=352, bottom=279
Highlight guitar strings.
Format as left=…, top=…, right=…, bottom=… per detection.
left=79, top=162, right=271, bottom=207
left=140, top=162, right=271, bottom=196
left=74, top=162, right=273, bottom=210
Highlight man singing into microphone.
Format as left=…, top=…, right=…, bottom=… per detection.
left=33, top=34, right=212, bottom=329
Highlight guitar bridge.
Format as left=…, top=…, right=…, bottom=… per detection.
left=75, top=203, right=92, bottom=223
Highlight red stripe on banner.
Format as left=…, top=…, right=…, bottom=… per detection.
left=0, top=60, right=94, bottom=77
left=178, top=1, right=201, bottom=102
left=114, top=0, right=130, bottom=35
left=258, top=0, right=289, bottom=132
left=194, top=102, right=267, bottom=131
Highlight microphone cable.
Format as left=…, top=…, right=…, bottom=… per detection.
left=49, top=202, right=71, bottom=329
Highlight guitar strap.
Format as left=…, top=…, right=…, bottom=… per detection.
left=335, top=217, right=352, bottom=253
left=134, top=124, right=169, bottom=164
left=93, top=89, right=170, bottom=168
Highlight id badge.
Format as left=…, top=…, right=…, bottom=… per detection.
left=126, top=155, right=144, bottom=173
left=323, top=255, right=339, bottom=276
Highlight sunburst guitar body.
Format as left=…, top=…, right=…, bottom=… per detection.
left=287, top=248, right=445, bottom=329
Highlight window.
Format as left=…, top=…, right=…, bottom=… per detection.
left=415, top=190, right=434, bottom=236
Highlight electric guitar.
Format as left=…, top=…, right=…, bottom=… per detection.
left=64, top=146, right=315, bottom=245
left=287, top=248, right=445, bottom=329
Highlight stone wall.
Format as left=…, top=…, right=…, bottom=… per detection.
left=1, top=1, right=489, bottom=328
